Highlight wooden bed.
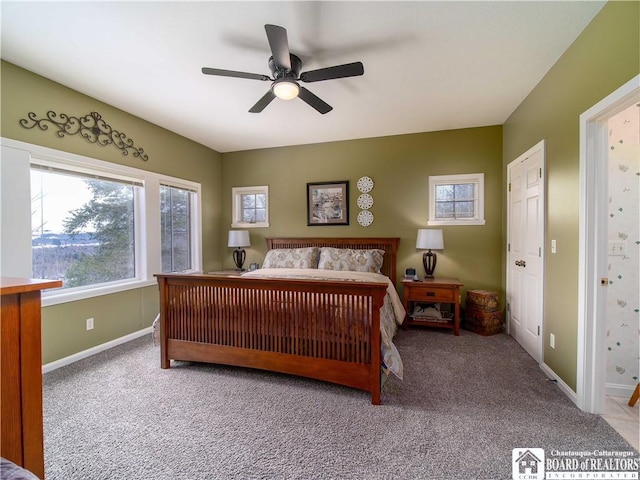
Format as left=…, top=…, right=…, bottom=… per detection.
left=156, top=237, right=400, bottom=405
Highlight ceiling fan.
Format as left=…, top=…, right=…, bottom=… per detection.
left=202, top=24, right=364, bottom=114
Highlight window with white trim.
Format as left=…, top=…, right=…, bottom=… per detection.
left=0, top=138, right=203, bottom=305
left=30, top=163, right=141, bottom=290
left=428, top=173, right=485, bottom=226
left=232, top=185, right=269, bottom=228
left=160, top=184, right=194, bottom=273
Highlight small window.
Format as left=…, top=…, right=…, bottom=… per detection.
left=428, top=173, right=485, bottom=226
left=160, top=184, right=194, bottom=272
left=232, top=186, right=269, bottom=228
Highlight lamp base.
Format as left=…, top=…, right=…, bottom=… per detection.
left=232, top=248, right=246, bottom=271
left=422, top=250, right=437, bottom=278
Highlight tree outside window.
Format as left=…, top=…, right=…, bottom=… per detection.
left=160, top=185, right=192, bottom=272
left=31, top=168, right=137, bottom=289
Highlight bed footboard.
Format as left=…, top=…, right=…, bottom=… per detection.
left=156, top=274, right=387, bottom=404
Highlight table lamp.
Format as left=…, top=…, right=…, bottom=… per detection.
left=228, top=230, right=250, bottom=271
left=416, top=229, right=444, bottom=278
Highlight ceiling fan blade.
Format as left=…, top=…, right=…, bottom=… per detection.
left=300, top=62, right=364, bottom=83
left=265, top=24, right=291, bottom=71
left=249, top=90, right=276, bottom=113
left=202, top=67, right=270, bottom=82
left=298, top=87, right=332, bottom=114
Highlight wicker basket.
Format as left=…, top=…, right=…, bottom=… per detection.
left=463, top=306, right=504, bottom=336
left=466, top=289, right=499, bottom=311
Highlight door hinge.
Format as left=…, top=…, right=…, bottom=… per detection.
left=537, top=325, right=540, bottom=336
left=539, top=167, right=542, bottom=178
left=539, top=247, right=541, bottom=257
left=508, top=243, right=510, bottom=252
left=508, top=183, right=511, bottom=192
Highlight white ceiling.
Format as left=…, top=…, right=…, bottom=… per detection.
left=1, top=1, right=605, bottom=153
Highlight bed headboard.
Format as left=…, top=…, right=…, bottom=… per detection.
left=266, top=237, right=400, bottom=285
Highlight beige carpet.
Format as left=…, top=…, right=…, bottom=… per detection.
left=42, top=329, right=637, bottom=479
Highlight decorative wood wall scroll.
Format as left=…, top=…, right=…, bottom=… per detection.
left=19, top=111, right=149, bottom=161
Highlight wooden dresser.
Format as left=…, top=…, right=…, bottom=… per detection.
left=1, top=277, right=62, bottom=479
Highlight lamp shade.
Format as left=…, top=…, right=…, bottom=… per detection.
left=416, top=229, right=444, bottom=250
left=228, top=230, right=250, bottom=248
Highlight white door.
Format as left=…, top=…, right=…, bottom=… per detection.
left=507, top=141, right=545, bottom=363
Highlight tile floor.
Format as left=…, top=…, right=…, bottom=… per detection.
left=601, top=395, right=639, bottom=451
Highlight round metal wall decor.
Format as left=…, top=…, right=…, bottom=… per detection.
left=357, top=176, right=374, bottom=193
left=357, top=193, right=374, bottom=210
left=357, top=210, right=374, bottom=227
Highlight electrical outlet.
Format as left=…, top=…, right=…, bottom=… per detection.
left=550, top=333, right=555, bottom=349
left=86, top=317, right=94, bottom=331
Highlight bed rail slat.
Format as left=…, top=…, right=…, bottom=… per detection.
left=161, top=281, right=383, bottom=363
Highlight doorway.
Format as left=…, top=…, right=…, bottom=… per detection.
left=577, top=74, right=640, bottom=414
left=507, top=140, right=545, bottom=363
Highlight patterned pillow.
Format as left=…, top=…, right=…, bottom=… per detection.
left=262, top=247, right=320, bottom=269
left=318, top=247, right=385, bottom=273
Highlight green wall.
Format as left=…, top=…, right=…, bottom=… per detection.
left=222, top=126, right=504, bottom=300
left=502, top=1, right=640, bottom=390
left=0, top=61, right=223, bottom=363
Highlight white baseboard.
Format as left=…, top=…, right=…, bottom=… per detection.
left=42, top=327, right=153, bottom=374
left=541, top=362, right=579, bottom=407
left=606, top=382, right=636, bottom=398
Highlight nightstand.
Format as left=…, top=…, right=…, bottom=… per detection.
left=402, top=277, right=463, bottom=335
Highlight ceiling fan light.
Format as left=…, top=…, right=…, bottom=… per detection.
left=272, top=79, right=299, bottom=100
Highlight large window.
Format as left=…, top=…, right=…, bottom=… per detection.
left=0, top=138, right=202, bottom=305
left=428, top=173, right=485, bottom=226
left=31, top=165, right=139, bottom=289
left=231, top=185, right=269, bottom=228
left=161, top=184, right=192, bottom=272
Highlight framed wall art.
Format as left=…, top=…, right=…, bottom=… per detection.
left=306, top=181, right=349, bottom=226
